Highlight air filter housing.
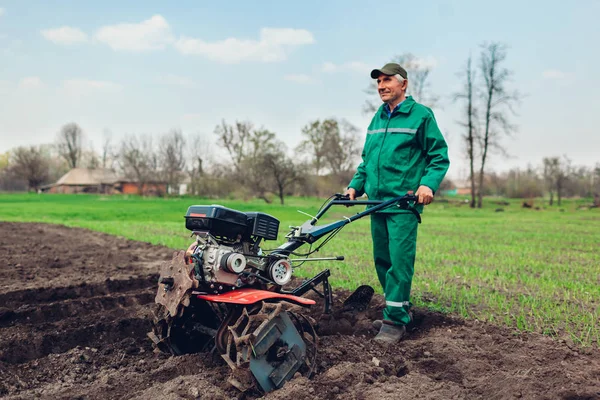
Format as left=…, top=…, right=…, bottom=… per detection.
left=245, top=212, right=279, bottom=241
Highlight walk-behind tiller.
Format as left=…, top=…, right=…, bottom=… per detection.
left=149, top=193, right=420, bottom=393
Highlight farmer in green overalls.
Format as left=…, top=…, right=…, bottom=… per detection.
left=345, top=63, right=450, bottom=343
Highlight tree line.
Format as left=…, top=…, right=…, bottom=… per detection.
left=461, top=157, right=600, bottom=206
left=0, top=118, right=362, bottom=204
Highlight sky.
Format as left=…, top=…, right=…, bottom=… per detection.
left=0, top=0, right=599, bottom=181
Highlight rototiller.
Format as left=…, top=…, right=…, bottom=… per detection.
left=149, top=193, right=419, bottom=392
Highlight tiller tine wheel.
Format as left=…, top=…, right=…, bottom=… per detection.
left=154, top=250, right=197, bottom=317
left=221, top=302, right=318, bottom=393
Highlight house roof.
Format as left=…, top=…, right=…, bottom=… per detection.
left=55, top=168, right=119, bottom=186
left=114, top=180, right=167, bottom=184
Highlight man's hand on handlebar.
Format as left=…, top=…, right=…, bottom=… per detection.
left=344, top=188, right=357, bottom=200
left=415, top=185, right=434, bottom=205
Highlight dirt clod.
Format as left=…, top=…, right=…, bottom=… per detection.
left=1, top=221, right=599, bottom=399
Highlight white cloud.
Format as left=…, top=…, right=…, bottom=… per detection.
left=41, top=26, right=88, bottom=45
left=284, top=74, right=314, bottom=84
left=162, top=74, right=196, bottom=87
left=0, top=8, right=4, bottom=17
left=63, top=79, right=122, bottom=95
left=260, top=28, right=314, bottom=46
left=18, top=76, right=43, bottom=89
left=95, top=15, right=173, bottom=52
left=322, top=61, right=371, bottom=74
left=542, top=69, right=568, bottom=80
left=175, top=27, right=314, bottom=63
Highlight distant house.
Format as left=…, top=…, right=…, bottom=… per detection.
left=42, top=168, right=119, bottom=194
left=167, top=175, right=191, bottom=196
left=440, top=180, right=473, bottom=196
left=41, top=168, right=167, bottom=196
left=455, top=187, right=473, bottom=196
left=113, top=180, right=167, bottom=196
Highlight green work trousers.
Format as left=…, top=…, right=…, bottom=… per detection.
left=371, top=212, right=419, bottom=326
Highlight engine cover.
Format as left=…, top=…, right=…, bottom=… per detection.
left=185, top=205, right=280, bottom=242
left=185, top=205, right=247, bottom=240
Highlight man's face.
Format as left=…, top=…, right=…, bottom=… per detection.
left=377, top=74, right=407, bottom=104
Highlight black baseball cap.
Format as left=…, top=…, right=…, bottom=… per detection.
left=370, top=63, right=408, bottom=79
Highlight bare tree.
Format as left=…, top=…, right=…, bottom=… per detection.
left=147, top=139, right=160, bottom=180
left=541, top=156, right=573, bottom=206
left=555, top=156, right=572, bottom=206
left=84, top=147, right=100, bottom=169
left=454, top=56, right=479, bottom=208
left=476, top=42, right=520, bottom=208
left=186, top=133, right=205, bottom=196
left=542, top=157, right=558, bottom=205
left=248, top=129, right=276, bottom=160
left=159, top=129, right=186, bottom=194
left=0, top=152, right=9, bottom=171
left=243, top=129, right=279, bottom=203
left=594, top=163, right=600, bottom=197
left=101, top=129, right=114, bottom=169
left=57, top=122, right=84, bottom=169
left=363, top=53, right=439, bottom=114
left=297, top=119, right=338, bottom=175
left=215, top=120, right=253, bottom=175
left=9, top=146, right=50, bottom=191
left=296, top=121, right=326, bottom=176
left=118, top=134, right=157, bottom=194
left=297, top=119, right=361, bottom=184
left=215, top=121, right=283, bottom=202
left=594, top=164, right=600, bottom=207
left=322, top=120, right=362, bottom=183
left=262, top=142, right=298, bottom=205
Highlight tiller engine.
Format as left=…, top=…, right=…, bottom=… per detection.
left=148, top=193, right=419, bottom=393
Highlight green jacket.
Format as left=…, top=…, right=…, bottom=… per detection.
left=348, top=96, right=450, bottom=213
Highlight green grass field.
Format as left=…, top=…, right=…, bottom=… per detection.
left=1, top=193, right=598, bottom=347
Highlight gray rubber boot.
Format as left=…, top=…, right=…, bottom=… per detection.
left=372, top=311, right=413, bottom=331
left=374, top=323, right=406, bottom=343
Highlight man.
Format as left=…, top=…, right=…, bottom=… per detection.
left=345, top=63, right=450, bottom=343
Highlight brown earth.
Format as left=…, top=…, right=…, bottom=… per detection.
left=1, top=221, right=599, bottom=400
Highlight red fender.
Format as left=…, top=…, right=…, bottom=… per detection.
left=197, top=288, right=316, bottom=306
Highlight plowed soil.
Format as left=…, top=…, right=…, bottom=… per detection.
left=1, top=221, right=599, bottom=400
